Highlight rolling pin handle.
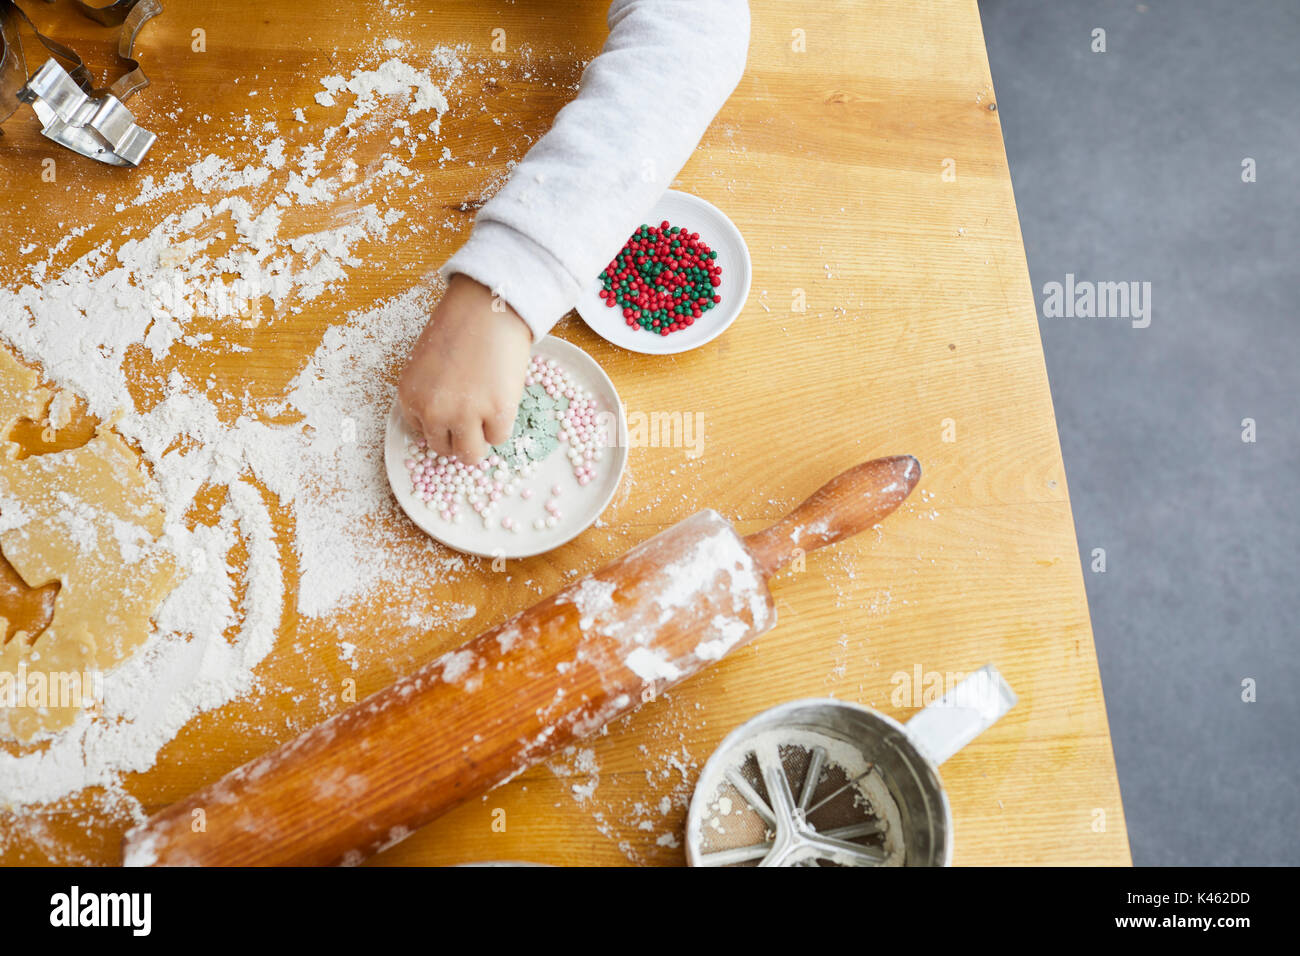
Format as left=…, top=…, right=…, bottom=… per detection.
left=744, top=455, right=920, bottom=578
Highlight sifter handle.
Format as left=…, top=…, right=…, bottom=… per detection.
left=904, top=665, right=1018, bottom=766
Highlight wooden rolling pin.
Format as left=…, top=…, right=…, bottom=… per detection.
left=123, top=455, right=920, bottom=866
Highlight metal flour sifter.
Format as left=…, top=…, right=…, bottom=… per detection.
left=686, top=664, right=1017, bottom=866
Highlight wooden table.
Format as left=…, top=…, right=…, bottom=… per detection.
left=0, top=0, right=1129, bottom=865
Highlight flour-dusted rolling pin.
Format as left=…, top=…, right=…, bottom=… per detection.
left=123, top=455, right=920, bottom=866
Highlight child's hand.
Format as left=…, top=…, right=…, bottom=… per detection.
left=398, top=275, right=532, bottom=464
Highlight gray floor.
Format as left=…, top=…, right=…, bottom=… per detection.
left=979, top=0, right=1299, bottom=865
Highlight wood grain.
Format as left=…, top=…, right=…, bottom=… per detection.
left=0, top=0, right=1130, bottom=866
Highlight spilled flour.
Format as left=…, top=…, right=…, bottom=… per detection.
left=0, top=44, right=481, bottom=811
left=0, top=26, right=760, bottom=867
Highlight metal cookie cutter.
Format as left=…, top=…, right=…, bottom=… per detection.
left=1, top=0, right=162, bottom=166
left=686, top=664, right=1018, bottom=866
left=18, top=56, right=152, bottom=165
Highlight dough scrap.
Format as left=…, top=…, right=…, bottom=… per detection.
left=0, top=348, right=181, bottom=743
left=0, top=348, right=50, bottom=439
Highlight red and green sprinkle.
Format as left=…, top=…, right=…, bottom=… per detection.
left=599, top=220, right=722, bottom=336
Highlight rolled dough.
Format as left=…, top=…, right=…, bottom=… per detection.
left=0, top=348, right=181, bottom=743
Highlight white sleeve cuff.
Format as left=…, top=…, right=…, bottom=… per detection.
left=439, top=221, right=581, bottom=342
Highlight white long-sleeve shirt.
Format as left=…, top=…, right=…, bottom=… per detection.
left=441, top=0, right=751, bottom=341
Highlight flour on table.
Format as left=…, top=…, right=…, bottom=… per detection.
left=0, top=47, right=473, bottom=811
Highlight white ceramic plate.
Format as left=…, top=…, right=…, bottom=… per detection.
left=575, top=189, right=752, bottom=355
left=385, top=337, right=628, bottom=559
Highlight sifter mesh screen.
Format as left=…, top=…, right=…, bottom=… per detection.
left=693, top=733, right=903, bottom=867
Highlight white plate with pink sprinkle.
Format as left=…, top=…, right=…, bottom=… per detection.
left=384, top=337, right=628, bottom=559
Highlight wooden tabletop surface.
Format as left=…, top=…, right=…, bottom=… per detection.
left=0, top=0, right=1130, bottom=865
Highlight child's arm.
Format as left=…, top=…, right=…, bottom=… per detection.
left=399, top=0, right=751, bottom=463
